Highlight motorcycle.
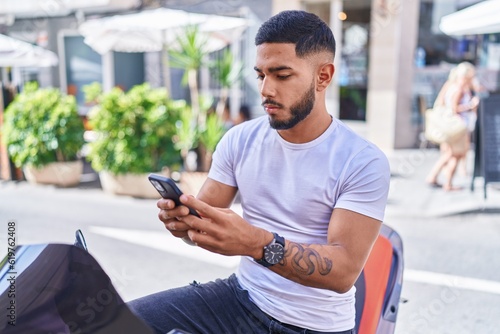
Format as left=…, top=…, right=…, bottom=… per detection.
left=1, top=226, right=404, bottom=334
left=0, top=230, right=186, bottom=334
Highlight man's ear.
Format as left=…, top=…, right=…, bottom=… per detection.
left=317, top=63, right=335, bottom=92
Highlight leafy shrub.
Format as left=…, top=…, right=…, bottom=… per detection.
left=85, top=82, right=186, bottom=175
left=2, top=82, right=84, bottom=168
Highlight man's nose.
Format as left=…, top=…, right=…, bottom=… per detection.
left=259, top=78, right=276, bottom=98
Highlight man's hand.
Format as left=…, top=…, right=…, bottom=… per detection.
left=157, top=198, right=193, bottom=240
left=177, top=195, right=273, bottom=258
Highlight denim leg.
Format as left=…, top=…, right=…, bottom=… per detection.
left=127, top=274, right=270, bottom=334
left=128, top=274, right=354, bottom=334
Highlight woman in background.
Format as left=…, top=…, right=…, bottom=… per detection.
left=426, top=62, right=479, bottom=191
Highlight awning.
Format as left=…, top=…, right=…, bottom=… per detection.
left=0, top=34, right=58, bottom=67
left=440, top=0, right=500, bottom=36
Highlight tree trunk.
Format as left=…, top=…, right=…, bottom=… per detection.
left=188, top=69, right=201, bottom=128
left=216, top=87, right=229, bottom=118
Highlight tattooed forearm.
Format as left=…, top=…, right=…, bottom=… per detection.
left=283, top=242, right=333, bottom=276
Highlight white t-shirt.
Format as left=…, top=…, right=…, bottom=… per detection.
left=208, top=115, right=390, bottom=332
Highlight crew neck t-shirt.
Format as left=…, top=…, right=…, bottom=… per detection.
left=208, top=115, right=390, bottom=332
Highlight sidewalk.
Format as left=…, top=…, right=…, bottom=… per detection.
left=2, top=147, right=499, bottom=334
left=385, top=148, right=500, bottom=218
left=3, top=148, right=498, bottom=219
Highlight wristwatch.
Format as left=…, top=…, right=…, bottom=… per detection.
left=256, top=232, right=285, bottom=267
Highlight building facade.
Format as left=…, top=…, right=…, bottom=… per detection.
left=273, top=0, right=499, bottom=151
left=1, top=0, right=498, bottom=151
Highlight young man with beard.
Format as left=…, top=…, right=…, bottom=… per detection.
left=129, top=10, right=390, bottom=334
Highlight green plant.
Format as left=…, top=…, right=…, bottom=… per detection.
left=212, top=48, right=243, bottom=117
left=168, top=26, right=237, bottom=172
left=199, top=113, right=226, bottom=155
left=169, top=24, right=210, bottom=128
left=172, top=106, right=199, bottom=169
left=2, top=82, right=84, bottom=168
left=84, top=82, right=186, bottom=175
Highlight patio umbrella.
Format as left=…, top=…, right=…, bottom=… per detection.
left=78, top=8, right=248, bottom=55
left=78, top=8, right=247, bottom=95
left=439, top=0, right=500, bottom=36
left=0, top=34, right=59, bottom=67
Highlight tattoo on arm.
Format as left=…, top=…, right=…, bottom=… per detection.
left=283, top=242, right=332, bottom=276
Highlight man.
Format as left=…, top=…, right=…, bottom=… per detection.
left=129, top=10, right=390, bottom=334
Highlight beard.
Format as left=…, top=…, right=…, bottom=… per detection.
left=267, top=81, right=315, bottom=130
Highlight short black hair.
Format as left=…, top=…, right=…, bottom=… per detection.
left=255, top=10, right=336, bottom=59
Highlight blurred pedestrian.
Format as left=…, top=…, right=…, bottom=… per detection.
left=426, top=62, right=480, bottom=191
left=234, top=104, right=251, bottom=125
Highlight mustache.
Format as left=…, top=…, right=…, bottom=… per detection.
left=262, top=99, right=284, bottom=108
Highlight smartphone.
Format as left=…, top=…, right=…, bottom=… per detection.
left=148, top=173, right=200, bottom=218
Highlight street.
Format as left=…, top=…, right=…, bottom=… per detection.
left=1, top=149, right=500, bottom=333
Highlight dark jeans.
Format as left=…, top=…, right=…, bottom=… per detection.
left=127, top=274, right=355, bottom=334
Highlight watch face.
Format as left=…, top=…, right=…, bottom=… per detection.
left=264, top=244, right=284, bottom=265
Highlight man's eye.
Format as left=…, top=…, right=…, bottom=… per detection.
left=256, top=75, right=264, bottom=80
left=277, top=75, right=291, bottom=80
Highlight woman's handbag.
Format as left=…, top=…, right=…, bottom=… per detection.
left=424, top=107, right=467, bottom=144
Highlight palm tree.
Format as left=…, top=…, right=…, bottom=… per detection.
left=168, top=25, right=240, bottom=173
left=212, top=48, right=243, bottom=118
left=169, top=25, right=210, bottom=129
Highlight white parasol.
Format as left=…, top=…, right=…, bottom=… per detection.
left=0, top=34, right=58, bottom=67
left=78, top=8, right=248, bottom=55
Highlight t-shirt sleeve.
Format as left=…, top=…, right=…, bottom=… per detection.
left=207, top=128, right=238, bottom=187
left=334, top=146, right=390, bottom=221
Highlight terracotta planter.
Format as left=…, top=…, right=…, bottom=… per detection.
left=23, top=160, right=83, bottom=187
left=99, top=170, right=169, bottom=198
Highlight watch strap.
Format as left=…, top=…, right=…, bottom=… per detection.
left=273, top=233, right=285, bottom=247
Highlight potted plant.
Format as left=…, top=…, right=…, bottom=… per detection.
left=169, top=26, right=237, bottom=175
left=2, top=82, right=85, bottom=187
left=198, top=113, right=226, bottom=171
left=172, top=106, right=199, bottom=173
left=84, top=82, right=186, bottom=198
left=212, top=48, right=243, bottom=118
left=169, top=24, right=210, bottom=129
left=180, top=112, right=226, bottom=195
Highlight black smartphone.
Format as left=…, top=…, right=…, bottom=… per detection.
left=148, top=173, right=201, bottom=218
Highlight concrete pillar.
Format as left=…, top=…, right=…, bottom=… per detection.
left=272, top=0, right=301, bottom=13
left=366, top=0, right=420, bottom=150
